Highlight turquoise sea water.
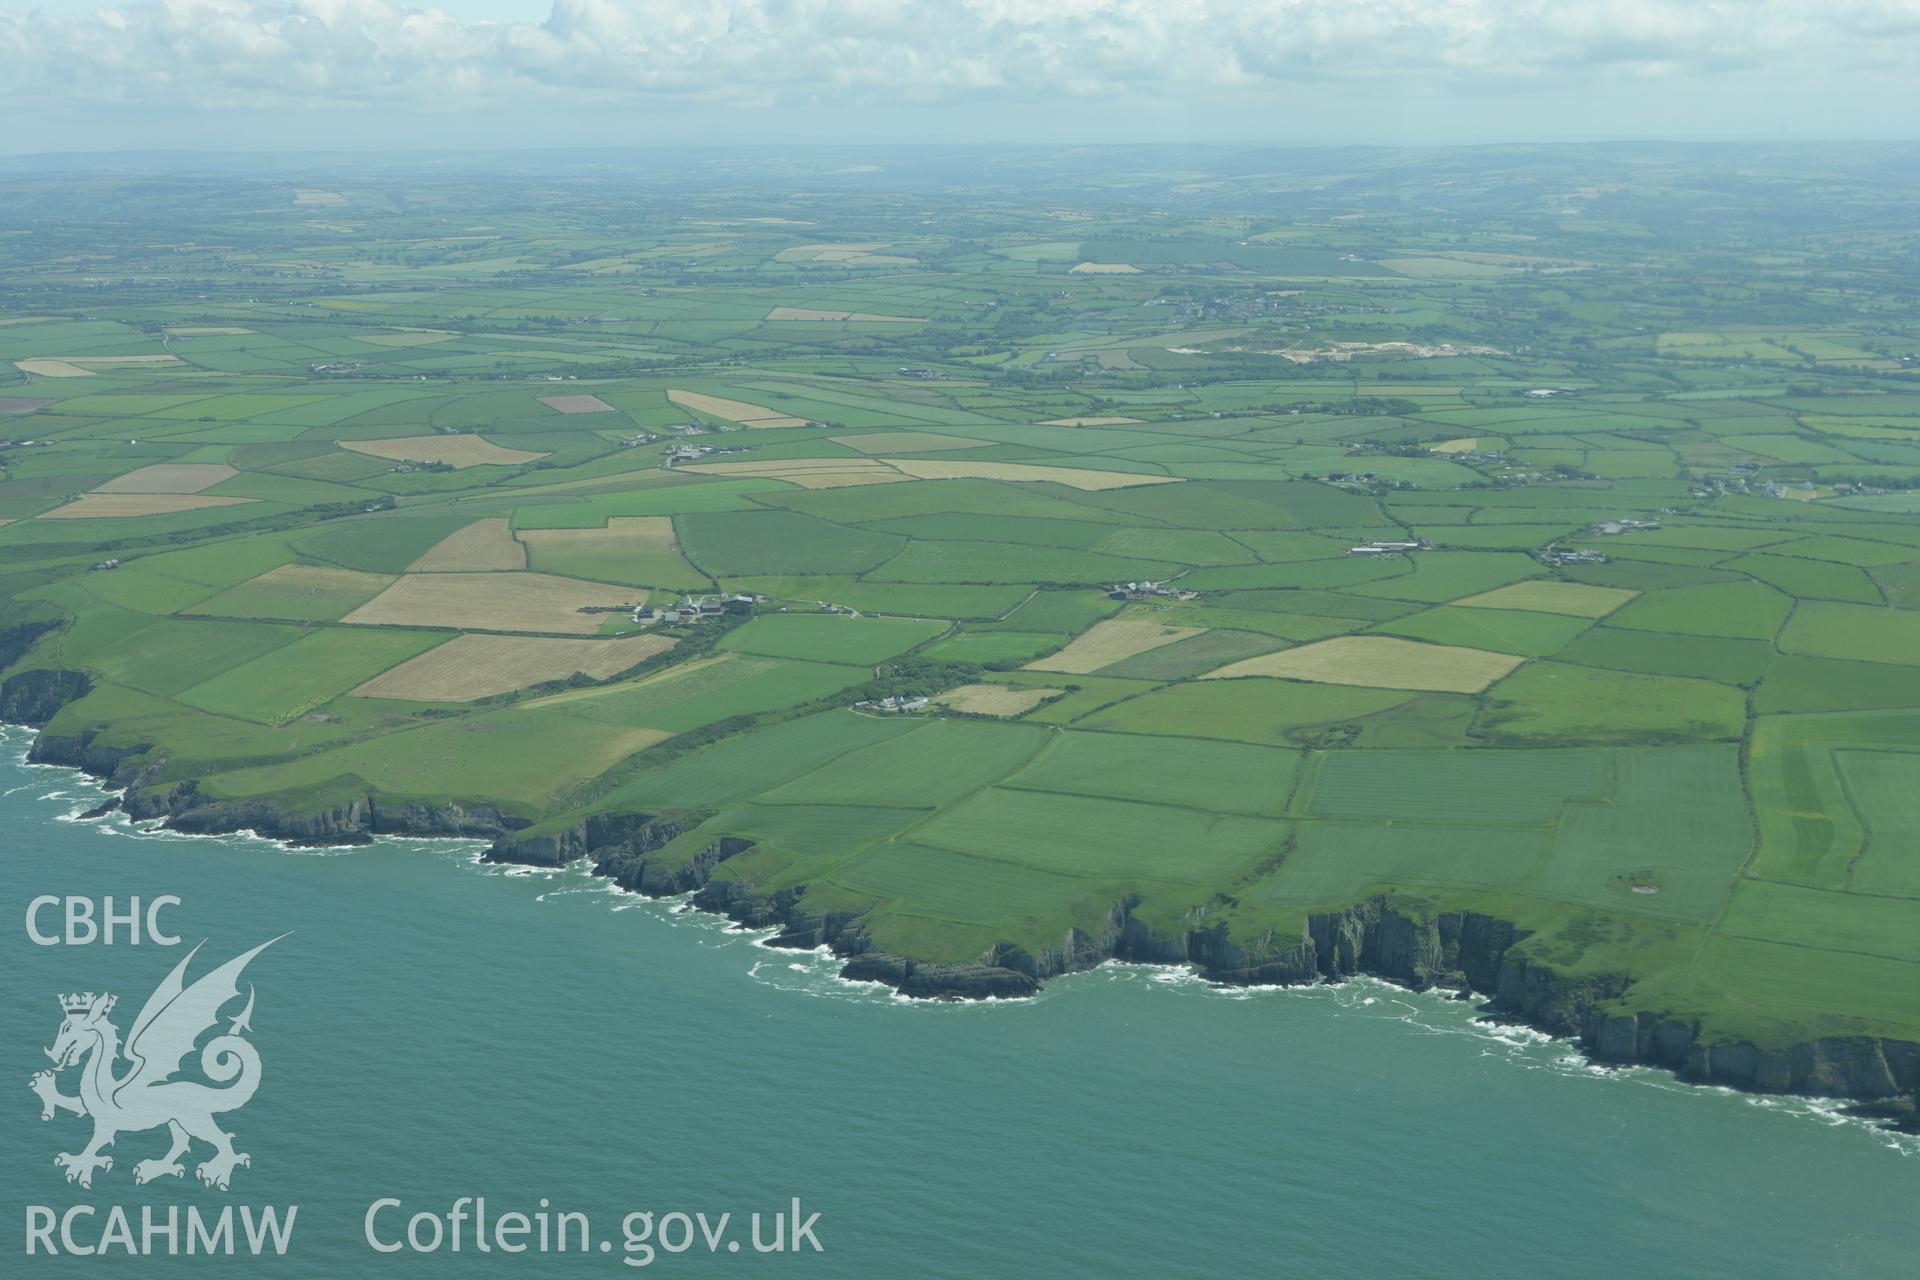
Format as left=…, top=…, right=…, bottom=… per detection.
left=2, top=726, right=1914, bottom=1278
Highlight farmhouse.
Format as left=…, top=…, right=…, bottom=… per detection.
left=646, top=593, right=757, bottom=624
left=1347, top=539, right=1426, bottom=557
left=854, top=695, right=931, bottom=713
left=1107, top=580, right=1199, bottom=602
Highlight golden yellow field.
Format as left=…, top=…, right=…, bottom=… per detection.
left=1025, top=619, right=1205, bottom=674
left=679, top=457, right=909, bottom=489
left=408, top=518, right=527, bottom=571
left=40, top=494, right=254, bottom=519
left=773, top=243, right=916, bottom=266
left=884, top=458, right=1181, bottom=490
left=784, top=471, right=915, bottom=489
left=336, top=436, right=548, bottom=468
left=342, top=572, right=639, bottom=634
left=1454, top=580, right=1639, bottom=618
left=94, top=463, right=237, bottom=494
left=354, top=331, right=456, bottom=348
left=831, top=432, right=990, bottom=453
left=350, top=633, right=676, bottom=702
left=932, top=684, right=1060, bottom=716
left=1428, top=438, right=1482, bottom=454
left=537, top=393, right=617, bottom=414
left=517, top=516, right=706, bottom=569
left=679, top=457, right=883, bottom=476
left=1202, top=636, right=1523, bottom=693
left=1070, top=262, right=1142, bottom=273
left=677, top=454, right=1175, bottom=492
left=16, top=355, right=183, bottom=377
left=765, top=307, right=926, bottom=323
left=667, top=389, right=809, bottom=428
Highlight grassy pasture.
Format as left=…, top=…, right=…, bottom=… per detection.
left=176, top=627, right=445, bottom=723
left=677, top=510, right=904, bottom=577
left=704, top=804, right=923, bottom=858
left=534, top=654, right=863, bottom=735
left=609, top=710, right=917, bottom=809
left=920, top=631, right=1068, bottom=665
left=1374, top=605, right=1592, bottom=657
left=207, top=709, right=663, bottom=814
left=1778, top=601, right=1920, bottom=665
left=1556, top=627, right=1772, bottom=686
left=720, top=614, right=946, bottom=664
left=75, top=618, right=304, bottom=697
left=869, top=539, right=1176, bottom=585
left=1302, top=748, right=1610, bottom=824
left=1079, top=678, right=1432, bottom=746
left=1007, top=731, right=1298, bottom=816
left=1608, top=580, right=1794, bottom=641
left=1259, top=823, right=1551, bottom=906
left=828, top=842, right=1089, bottom=927
left=1533, top=746, right=1751, bottom=920
left=914, top=787, right=1286, bottom=883
left=1477, top=662, right=1746, bottom=745
left=1756, top=654, right=1920, bottom=712
left=1833, top=750, right=1920, bottom=896
left=760, top=718, right=1048, bottom=808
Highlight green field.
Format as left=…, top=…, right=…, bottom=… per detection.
left=720, top=613, right=947, bottom=664
left=175, top=628, right=447, bottom=723
left=4, top=149, right=1920, bottom=1076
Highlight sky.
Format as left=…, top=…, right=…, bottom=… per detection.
left=3, top=0, right=1919, bottom=155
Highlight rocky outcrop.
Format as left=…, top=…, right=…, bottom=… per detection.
left=1, top=668, right=90, bottom=726
left=155, top=792, right=522, bottom=846
left=0, top=619, right=63, bottom=673
left=486, top=810, right=760, bottom=898
left=498, top=831, right=1920, bottom=1123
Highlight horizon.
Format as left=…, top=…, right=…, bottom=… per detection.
left=6, top=0, right=1919, bottom=154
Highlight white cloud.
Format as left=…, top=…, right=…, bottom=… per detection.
left=0, top=0, right=1913, bottom=118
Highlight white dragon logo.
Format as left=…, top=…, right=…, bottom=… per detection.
left=28, top=937, right=284, bottom=1191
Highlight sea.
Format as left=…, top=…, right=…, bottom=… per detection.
left=1, top=724, right=1914, bottom=1278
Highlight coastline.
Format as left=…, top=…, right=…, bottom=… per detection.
left=10, top=677, right=1916, bottom=1138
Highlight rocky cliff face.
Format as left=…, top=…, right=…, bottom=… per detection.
left=25, top=714, right=521, bottom=846
left=10, top=667, right=1917, bottom=1130
left=1, top=668, right=91, bottom=726
left=487, top=819, right=1920, bottom=1123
